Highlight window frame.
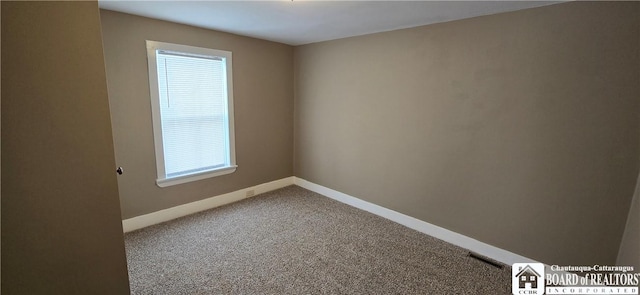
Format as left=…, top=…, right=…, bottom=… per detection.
left=146, top=40, right=236, bottom=187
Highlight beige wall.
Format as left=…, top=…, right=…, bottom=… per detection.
left=617, top=174, right=640, bottom=269
left=2, top=2, right=130, bottom=293
left=294, top=1, right=640, bottom=266
left=100, top=10, right=294, bottom=219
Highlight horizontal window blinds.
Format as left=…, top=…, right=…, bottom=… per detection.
left=156, top=51, right=229, bottom=178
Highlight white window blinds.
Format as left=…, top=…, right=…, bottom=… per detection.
left=147, top=41, right=236, bottom=187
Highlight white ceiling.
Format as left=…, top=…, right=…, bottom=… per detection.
left=98, top=1, right=561, bottom=46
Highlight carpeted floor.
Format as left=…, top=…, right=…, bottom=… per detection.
left=125, top=185, right=512, bottom=294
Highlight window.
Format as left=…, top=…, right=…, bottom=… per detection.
left=146, top=40, right=236, bottom=187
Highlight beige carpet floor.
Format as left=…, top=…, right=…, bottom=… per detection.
left=125, top=185, right=512, bottom=294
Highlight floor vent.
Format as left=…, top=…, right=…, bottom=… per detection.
left=468, top=252, right=504, bottom=269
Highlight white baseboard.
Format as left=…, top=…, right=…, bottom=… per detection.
left=122, top=175, right=541, bottom=267
left=293, top=177, right=540, bottom=267
left=122, top=176, right=295, bottom=233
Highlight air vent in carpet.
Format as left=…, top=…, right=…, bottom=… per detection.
left=468, top=252, right=504, bottom=269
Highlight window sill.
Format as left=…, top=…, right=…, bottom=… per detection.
left=156, top=165, right=237, bottom=187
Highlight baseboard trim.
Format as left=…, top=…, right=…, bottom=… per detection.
left=293, top=177, right=540, bottom=267
left=122, top=175, right=540, bottom=266
left=122, top=176, right=295, bottom=233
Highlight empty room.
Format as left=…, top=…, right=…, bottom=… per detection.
left=2, top=1, right=639, bottom=294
